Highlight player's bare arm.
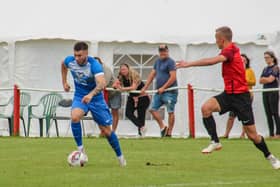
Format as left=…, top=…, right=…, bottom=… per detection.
left=158, top=70, right=176, bottom=94
left=176, top=55, right=227, bottom=68
left=141, top=69, right=156, bottom=94
left=259, top=75, right=276, bottom=84
left=82, top=74, right=106, bottom=104
left=61, top=61, right=70, bottom=92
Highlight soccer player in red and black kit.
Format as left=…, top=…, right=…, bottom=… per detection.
left=177, top=26, right=280, bottom=169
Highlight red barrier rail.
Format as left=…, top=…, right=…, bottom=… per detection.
left=13, top=85, right=20, bottom=136
left=188, top=84, right=195, bottom=138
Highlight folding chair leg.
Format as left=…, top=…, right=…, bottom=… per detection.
left=8, top=118, right=12, bottom=136
left=65, top=121, right=71, bottom=137
left=39, top=119, right=43, bottom=137
left=54, top=119, right=59, bottom=137
left=27, top=117, right=31, bottom=137
left=81, top=120, right=85, bottom=137
left=46, top=117, right=51, bottom=137
left=21, top=117, right=27, bottom=137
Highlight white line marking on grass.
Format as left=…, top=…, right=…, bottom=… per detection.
left=135, top=179, right=278, bottom=187
left=166, top=180, right=257, bottom=186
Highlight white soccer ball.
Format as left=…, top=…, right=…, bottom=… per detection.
left=67, top=151, right=88, bottom=167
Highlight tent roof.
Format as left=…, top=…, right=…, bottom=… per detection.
left=0, top=0, right=279, bottom=45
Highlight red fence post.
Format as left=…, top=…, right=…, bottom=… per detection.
left=103, top=89, right=109, bottom=104
left=13, top=85, right=20, bottom=136
left=188, top=84, right=195, bottom=138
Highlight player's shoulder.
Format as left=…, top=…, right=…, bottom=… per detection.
left=222, top=43, right=239, bottom=52
left=87, top=56, right=100, bottom=65
left=88, top=56, right=103, bottom=73
left=64, top=56, right=75, bottom=67
left=64, top=55, right=75, bottom=63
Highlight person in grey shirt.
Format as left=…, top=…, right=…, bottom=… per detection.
left=94, top=57, right=122, bottom=132
left=141, top=45, right=178, bottom=137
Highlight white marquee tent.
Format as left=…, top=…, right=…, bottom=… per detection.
left=0, top=0, right=280, bottom=137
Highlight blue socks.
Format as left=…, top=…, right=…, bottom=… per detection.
left=72, top=121, right=122, bottom=157
left=71, top=122, right=83, bottom=150
left=106, top=131, right=122, bottom=157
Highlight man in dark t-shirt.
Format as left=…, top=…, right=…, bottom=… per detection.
left=177, top=26, right=280, bottom=170
left=142, top=44, right=178, bottom=137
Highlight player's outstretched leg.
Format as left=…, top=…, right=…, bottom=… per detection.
left=71, top=121, right=83, bottom=151
left=100, top=126, right=126, bottom=167
left=201, top=98, right=222, bottom=154
left=71, top=109, right=86, bottom=152
left=244, top=125, right=280, bottom=169
left=71, top=109, right=88, bottom=162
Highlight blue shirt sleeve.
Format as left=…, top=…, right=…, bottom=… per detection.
left=167, top=59, right=176, bottom=72
left=88, top=57, right=104, bottom=76
left=64, top=56, right=75, bottom=68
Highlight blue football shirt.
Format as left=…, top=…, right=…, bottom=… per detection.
left=64, top=56, right=104, bottom=98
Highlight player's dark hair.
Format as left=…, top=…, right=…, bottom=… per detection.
left=74, top=41, right=88, bottom=51
left=216, top=26, right=233, bottom=41
left=264, top=51, right=278, bottom=65
left=241, top=54, right=250, bottom=69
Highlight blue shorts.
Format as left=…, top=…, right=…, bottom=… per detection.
left=150, top=91, right=178, bottom=113
left=72, top=95, right=112, bottom=126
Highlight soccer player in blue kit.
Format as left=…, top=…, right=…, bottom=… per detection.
left=61, top=42, right=126, bottom=167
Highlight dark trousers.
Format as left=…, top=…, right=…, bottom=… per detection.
left=125, top=96, right=150, bottom=129
left=263, top=91, right=280, bottom=136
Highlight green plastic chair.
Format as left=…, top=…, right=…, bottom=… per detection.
left=27, top=93, right=63, bottom=137
left=0, top=92, right=31, bottom=136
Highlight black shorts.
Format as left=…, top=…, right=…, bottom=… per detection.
left=214, top=92, right=255, bottom=126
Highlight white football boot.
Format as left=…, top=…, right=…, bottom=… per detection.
left=201, top=141, right=222, bottom=154
left=267, top=154, right=280, bottom=170
left=118, top=155, right=127, bottom=167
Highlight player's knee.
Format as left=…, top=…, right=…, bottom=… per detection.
left=100, top=126, right=111, bottom=136
left=247, top=132, right=259, bottom=142
left=201, top=104, right=212, bottom=117
left=71, top=115, right=81, bottom=123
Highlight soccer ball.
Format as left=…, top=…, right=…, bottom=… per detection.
left=67, top=151, right=88, bottom=167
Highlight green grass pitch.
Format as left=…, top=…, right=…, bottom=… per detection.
left=0, top=137, right=279, bottom=187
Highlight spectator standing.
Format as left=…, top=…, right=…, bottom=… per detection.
left=141, top=44, right=178, bottom=137
left=260, top=51, right=280, bottom=138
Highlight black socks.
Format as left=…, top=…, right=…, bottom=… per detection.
left=203, top=116, right=219, bottom=143
left=254, top=136, right=271, bottom=158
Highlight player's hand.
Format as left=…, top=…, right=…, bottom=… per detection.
left=158, top=87, right=165, bottom=94
left=63, top=82, right=71, bottom=92
left=176, top=60, right=189, bottom=69
left=82, top=94, right=93, bottom=104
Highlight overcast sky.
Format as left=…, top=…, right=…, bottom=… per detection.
left=0, top=0, right=279, bottom=41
